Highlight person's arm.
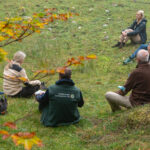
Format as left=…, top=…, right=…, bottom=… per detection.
left=127, top=22, right=146, bottom=36
left=116, top=71, right=136, bottom=96
left=78, top=91, right=84, bottom=107
left=128, top=21, right=136, bottom=30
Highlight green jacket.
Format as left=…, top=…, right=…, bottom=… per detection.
left=37, top=79, right=84, bottom=127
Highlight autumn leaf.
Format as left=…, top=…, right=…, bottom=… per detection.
left=0, top=130, right=10, bottom=139
left=78, top=56, right=85, bottom=61
left=11, top=132, right=43, bottom=150
left=56, top=67, right=66, bottom=74
left=0, top=36, right=6, bottom=41
left=18, top=77, right=28, bottom=82
left=48, top=69, right=55, bottom=75
left=5, top=75, right=28, bottom=82
left=86, top=54, right=97, bottom=59
left=3, top=122, right=17, bottom=129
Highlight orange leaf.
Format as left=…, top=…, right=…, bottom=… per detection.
left=0, top=130, right=10, bottom=139
left=56, top=67, right=66, bottom=74
left=3, top=122, right=17, bottom=129
left=11, top=132, right=43, bottom=150
left=78, top=56, right=85, bottom=61
left=18, top=77, right=28, bottom=82
left=48, top=69, right=55, bottom=75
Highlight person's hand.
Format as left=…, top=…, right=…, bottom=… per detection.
left=122, top=31, right=127, bottom=36
left=115, top=90, right=124, bottom=96
left=34, top=80, right=41, bottom=85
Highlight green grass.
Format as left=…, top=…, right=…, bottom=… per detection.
left=1, top=0, right=150, bottom=149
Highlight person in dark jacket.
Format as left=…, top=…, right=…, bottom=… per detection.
left=35, top=68, right=84, bottom=127
left=123, top=42, right=150, bottom=65
left=112, top=10, right=147, bottom=48
left=105, top=50, right=150, bottom=112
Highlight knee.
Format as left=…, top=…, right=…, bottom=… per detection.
left=105, top=91, right=114, bottom=100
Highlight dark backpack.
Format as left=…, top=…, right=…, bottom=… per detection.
left=0, top=92, right=7, bottom=115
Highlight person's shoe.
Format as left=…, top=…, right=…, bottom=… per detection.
left=112, top=42, right=121, bottom=48
left=123, top=57, right=132, bottom=65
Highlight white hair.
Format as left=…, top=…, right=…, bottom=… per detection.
left=13, top=51, right=26, bottom=63
left=137, top=49, right=149, bottom=62
left=137, top=10, right=144, bottom=18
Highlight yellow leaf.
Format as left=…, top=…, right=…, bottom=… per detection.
left=86, top=54, right=97, bottom=59
left=0, top=36, right=6, bottom=41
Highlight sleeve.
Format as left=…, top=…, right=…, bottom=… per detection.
left=36, top=89, right=49, bottom=104
left=122, top=71, right=137, bottom=95
left=78, top=91, right=84, bottom=107
left=128, top=21, right=136, bottom=30
left=127, top=22, right=146, bottom=36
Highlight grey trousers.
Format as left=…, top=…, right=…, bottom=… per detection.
left=105, top=91, right=132, bottom=112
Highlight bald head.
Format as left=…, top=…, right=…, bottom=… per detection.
left=59, top=68, right=72, bottom=79
left=137, top=49, right=149, bottom=63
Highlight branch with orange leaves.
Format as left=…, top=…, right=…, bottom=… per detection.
left=32, top=54, right=97, bottom=81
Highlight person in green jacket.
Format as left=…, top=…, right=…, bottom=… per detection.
left=35, top=68, right=84, bottom=127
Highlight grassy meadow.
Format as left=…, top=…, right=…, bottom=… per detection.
left=1, top=0, right=150, bottom=149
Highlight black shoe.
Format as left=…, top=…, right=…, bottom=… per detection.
left=112, top=42, right=121, bottom=48
left=119, top=42, right=125, bottom=49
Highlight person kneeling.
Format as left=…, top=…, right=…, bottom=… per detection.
left=105, top=50, right=150, bottom=112
left=3, top=51, right=41, bottom=98
left=35, top=68, right=84, bottom=127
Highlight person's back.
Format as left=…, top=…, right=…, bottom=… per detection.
left=3, top=61, right=26, bottom=96
left=36, top=68, right=84, bottom=127
left=41, top=80, right=83, bottom=127
left=129, top=63, right=150, bottom=106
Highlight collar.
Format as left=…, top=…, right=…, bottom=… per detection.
left=56, top=79, right=75, bottom=86
left=136, top=61, right=149, bottom=68
left=12, top=61, right=21, bottom=66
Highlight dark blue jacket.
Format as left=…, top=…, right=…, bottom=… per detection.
left=127, top=18, right=147, bottom=44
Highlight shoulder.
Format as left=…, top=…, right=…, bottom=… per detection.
left=72, top=86, right=81, bottom=92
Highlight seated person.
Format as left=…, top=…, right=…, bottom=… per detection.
left=123, top=42, right=150, bottom=64
left=105, top=50, right=150, bottom=112
left=112, top=10, right=147, bottom=48
left=3, top=51, right=41, bottom=98
left=35, top=68, right=84, bottom=127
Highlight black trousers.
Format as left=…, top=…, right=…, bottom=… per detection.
left=13, top=84, right=40, bottom=98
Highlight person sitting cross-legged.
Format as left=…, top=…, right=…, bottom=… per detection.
left=105, top=50, right=150, bottom=112
left=123, top=42, right=150, bottom=65
left=3, top=51, right=41, bottom=98
left=112, top=10, right=147, bottom=48
left=35, top=68, right=84, bottom=127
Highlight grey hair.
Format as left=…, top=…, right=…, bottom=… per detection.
left=13, top=51, right=26, bottom=63
left=137, top=49, right=149, bottom=62
left=137, top=10, right=144, bottom=18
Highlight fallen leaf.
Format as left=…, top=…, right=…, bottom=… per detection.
left=11, top=132, right=43, bottom=150
left=3, top=122, right=17, bottom=129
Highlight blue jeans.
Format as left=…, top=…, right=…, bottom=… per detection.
left=130, top=44, right=148, bottom=59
